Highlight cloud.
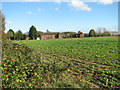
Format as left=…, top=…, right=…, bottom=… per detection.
left=68, top=0, right=91, bottom=11
left=24, top=0, right=41, bottom=2
left=2, top=0, right=119, bottom=2
left=27, top=11, right=32, bottom=14
left=98, top=0, right=113, bottom=4
left=55, top=0, right=62, bottom=4
left=6, top=20, right=12, bottom=24
left=55, top=8, right=59, bottom=11
left=64, top=0, right=70, bottom=2
left=38, top=8, right=40, bottom=11
left=54, top=0, right=70, bottom=4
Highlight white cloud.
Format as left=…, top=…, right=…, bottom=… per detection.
left=64, top=0, right=70, bottom=2
left=55, top=0, right=62, bottom=4
left=68, top=0, right=91, bottom=11
left=98, top=0, right=113, bottom=4
left=79, top=0, right=118, bottom=3
left=24, top=0, right=41, bottom=2
left=38, top=8, right=40, bottom=11
left=6, top=20, right=12, bottom=24
left=27, top=11, right=32, bottom=14
left=55, top=8, right=59, bottom=11
left=54, top=0, right=70, bottom=4
left=2, top=0, right=119, bottom=2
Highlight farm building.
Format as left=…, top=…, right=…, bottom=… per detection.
left=25, top=36, right=29, bottom=40
left=23, top=34, right=29, bottom=40
left=40, top=34, right=55, bottom=40
left=73, top=34, right=84, bottom=38
left=25, top=32, right=84, bottom=40
left=40, top=33, right=61, bottom=40
left=111, top=31, right=119, bottom=35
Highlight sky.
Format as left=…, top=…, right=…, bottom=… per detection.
left=1, top=0, right=119, bottom=34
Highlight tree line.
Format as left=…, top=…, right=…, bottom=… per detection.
left=6, top=25, right=38, bottom=40
left=88, top=29, right=111, bottom=37
left=6, top=25, right=112, bottom=40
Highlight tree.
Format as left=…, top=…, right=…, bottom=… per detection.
left=46, top=29, right=50, bottom=33
left=0, top=10, right=6, bottom=40
left=98, top=32, right=103, bottom=37
left=96, top=28, right=103, bottom=37
left=15, top=30, right=24, bottom=40
left=7, top=29, right=15, bottom=40
left=78, top=31, right=83, bottom=34
left=89, top=29, right=96, bottom=37
left=103, top=31, right=111, bottom=36
left=29, top=25, right=38, bottom=40
left=63, top=32, right=76, bottom=38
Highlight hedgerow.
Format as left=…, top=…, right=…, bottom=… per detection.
left=2, top=39, right=44, bottom=88
left=2, top=39, right=82, bottom=88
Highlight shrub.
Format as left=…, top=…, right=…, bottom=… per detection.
left=2, top=40, right=43, bottom=88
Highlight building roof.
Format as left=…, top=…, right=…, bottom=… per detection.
left=42, top=32, right=60, bottom=35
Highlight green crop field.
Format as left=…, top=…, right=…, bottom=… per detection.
left=12, top=37, right=120, bottom=88
left=2, top=37, right=119, bottom=88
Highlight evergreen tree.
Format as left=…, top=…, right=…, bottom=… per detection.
left=29, top=25, right=38, bottom=40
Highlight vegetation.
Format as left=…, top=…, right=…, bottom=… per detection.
left=103, top=31, right=111, bottom=36
left=1, top=10, right=119, bottom=88
left=78, top=31, right=83, bottom=34
left=11, top=37, right=120, bottom=88
left=2, top=39, right=44, bottom=88
left=89, top=29, right=96, bottom=37
left=14, top=30, right=24, bottom=40
left=3, top=26, right=115, bottom=40
left=7, top=29, right=15, bottom=40
left=0, top=11, right=6, bottom=40
left=62, top=32, right=76, bottom=38
left=1, top=11, right=43, bottom=88
left=29, top=25, right=38, bottom=40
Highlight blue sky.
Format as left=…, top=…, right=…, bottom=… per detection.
left=2, top=1, right=118, bottom=33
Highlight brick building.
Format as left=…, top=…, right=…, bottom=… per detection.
left=40, top=33, right=61, bottom=40
left=25, top=32, right=84, bottom=40
left=74, top=34, right=84, bottom=38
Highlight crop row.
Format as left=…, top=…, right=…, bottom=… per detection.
left=13, top=37, right=120, bottom=88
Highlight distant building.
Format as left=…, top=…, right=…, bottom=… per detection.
left=41, top=34, right=55, bottom=40
left=25, top=35, right=29, bottom=40
left=40, top=32, right=61, bottom=40
left=111, top=31, right=119, bottom=35
left=80, top=34, right=84, bottom=38
left=74, top=34, right=84, bottom=38
left=25, top=32, right=84, bottom=40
